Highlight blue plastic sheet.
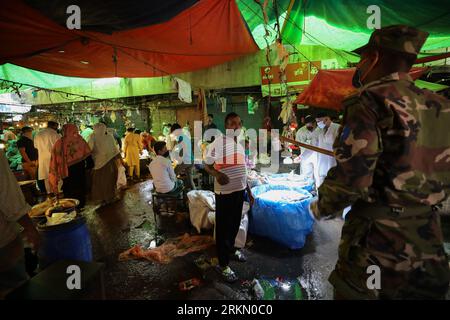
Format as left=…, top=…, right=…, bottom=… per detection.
left=249, top=184, right=315, bottom=250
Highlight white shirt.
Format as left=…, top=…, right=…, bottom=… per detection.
left=295, top=125, right=318, bottom=156
left=88, top=124, right=120, bottom=170
left=34, top=128, right=61, bottom=180
left=316, top=122, right=340, bottom=177
left=205, top=135, right=247, bottom=194
left=0, top=151, right=31, bottom=248
left=149, top=155, right=176, bottom=193
left=316, top=122, right=340, bottom=151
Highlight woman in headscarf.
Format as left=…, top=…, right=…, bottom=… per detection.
left=49, top=124, right=93, bottom=208
left=88, top=123, right=121, bottom=205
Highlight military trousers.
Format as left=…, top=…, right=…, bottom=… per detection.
left=329, top=200, right=450, bottom=299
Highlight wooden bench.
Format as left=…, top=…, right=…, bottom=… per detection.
left=6, top=260, right=105, bottom=300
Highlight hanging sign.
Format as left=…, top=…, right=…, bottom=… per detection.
left=261, top=60, right=323, bottom=97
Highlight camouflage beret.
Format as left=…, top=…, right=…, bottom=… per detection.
left=353, top=25, right=429, bottom=56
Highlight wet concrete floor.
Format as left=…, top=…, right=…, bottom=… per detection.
left=83, top=178, right=450, bottom=300
left=81, top=177, right=342, bottom=300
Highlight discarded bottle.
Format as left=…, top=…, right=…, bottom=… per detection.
left=252, top=279, right=264, bottom=300
left=179, top=278, right=201, bottom=291
left=251, top=278, right=281, bottom=300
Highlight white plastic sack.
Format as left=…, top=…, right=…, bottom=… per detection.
left=234, top=212, right=249, bottom=249
left=207, top=202, right=250, bottom=248
left=188, top=190, right=215, bottom=233
left=235, top=202, right=250, bottom=248
left=207, top=211, right=216, bottom=227
left=117, top=165, right=127, bottom=190
left=242, top=201, right=250, bottom=216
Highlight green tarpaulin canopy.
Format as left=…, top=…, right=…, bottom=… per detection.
left=0, top=64, right=96, bottom=94
left=238, top=0, right=450, bottom=51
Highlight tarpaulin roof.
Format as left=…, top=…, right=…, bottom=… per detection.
left=238, top=0, right=450, bottom=51
left=0, top=64, right=96, bottom=93
left=0, top=0, right=448, bottom=90
left=23, top=0, right=199, bottom=33
left=0, top=0, right=259, bottom=78
left=294, top=67, right=428, bottom=110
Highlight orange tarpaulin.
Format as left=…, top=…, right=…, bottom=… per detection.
left=294, top=67, right=428, bottom=111
left=0, top=0, right=259, bottom=78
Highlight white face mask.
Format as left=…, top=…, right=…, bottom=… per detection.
left=317, top=121, right=326, bottom=129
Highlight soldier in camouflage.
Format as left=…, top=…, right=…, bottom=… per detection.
left=309, top=25, right=450, bottom=299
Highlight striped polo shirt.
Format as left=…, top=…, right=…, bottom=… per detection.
left=205, top=135, right=247, bottom=194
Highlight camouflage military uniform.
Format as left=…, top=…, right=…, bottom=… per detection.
left=316, top=26, right=450, bottom=299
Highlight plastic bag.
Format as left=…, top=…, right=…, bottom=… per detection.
left=235, top=212, right=249, bottom=249
left=187, top=190, right=215, bottom=233
left=267, top=173, right=315, bottom=193
left=207, top=202, right=250, bottom=248
left=252, top=278, right=303, bottom=300
left=45, top=211, right=77, bottom=226
left=250, top=184, right=314, bottom=249
left=118, top=233, right=214, bottom=264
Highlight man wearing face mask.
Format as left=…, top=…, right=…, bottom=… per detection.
left=309, top=25, right=450, bottom=299
left=315, top=112, right=340, bottom=187
left=204, top=112, right=255, bottom=283
left=295, top=115, right=318, bottom=181
left=149, top=141, right=183, bottom=194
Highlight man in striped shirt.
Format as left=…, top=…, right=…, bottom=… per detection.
left=205, top=112, right=254, bottom=283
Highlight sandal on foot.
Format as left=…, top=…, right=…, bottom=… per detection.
left=216, top=266, right=238, bottom=283
left=232, top=250, right=247, bottom=262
